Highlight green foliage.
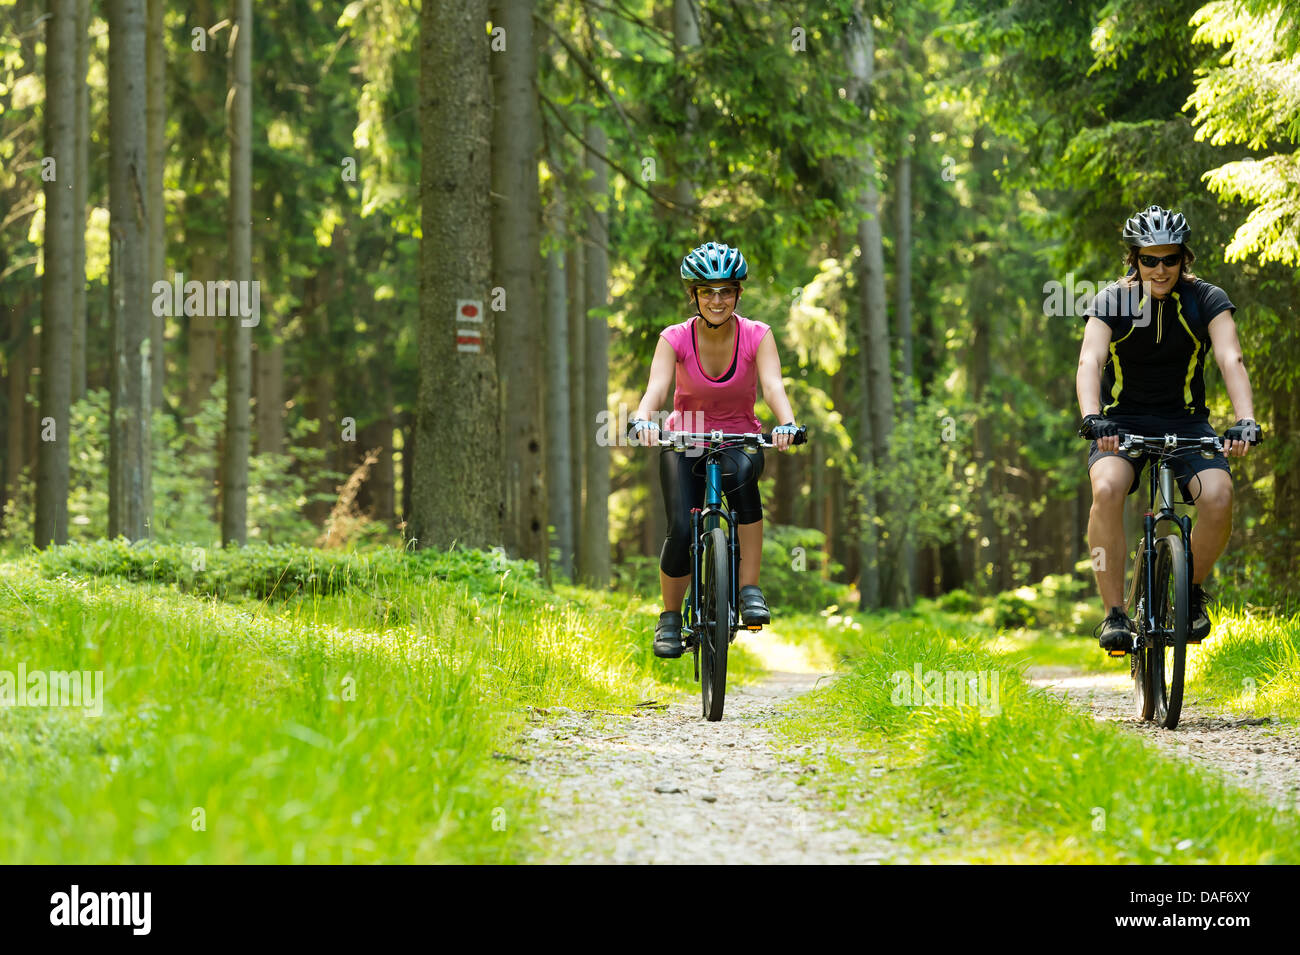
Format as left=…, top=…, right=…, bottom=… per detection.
left=34, top=538, right=545, bottom=602
left=760, top=523, right=848, bottom=613
left=990, top=591, right=1039, bottom=629
left=1189, top=0, right=1300, bottom=266
left=937, top=588, right=978, bottom=613
left=0, top=387, right=341, bottom=548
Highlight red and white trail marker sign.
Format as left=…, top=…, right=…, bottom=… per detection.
left=456, top=299, right=483, bottom=353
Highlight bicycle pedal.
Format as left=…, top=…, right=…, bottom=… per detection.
left=746, top=625, right=762, bottom=631
left=1106, top=650, right=1127, bottom=658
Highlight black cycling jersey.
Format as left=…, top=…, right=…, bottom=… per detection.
left=1082, top=276, right=1234, bottom=419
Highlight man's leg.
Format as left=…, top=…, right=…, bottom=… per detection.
left=1088, top=455, right=1136, bottom=610
left=1188, top=468, right=1233, bottom=585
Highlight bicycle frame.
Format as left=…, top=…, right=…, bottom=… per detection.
left=1131, top=440, right=1195, bottom=651
left=686, top=448, right=740, bottom=649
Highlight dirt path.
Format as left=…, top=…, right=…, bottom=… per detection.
left=515, top=636, right=892, bottom=864
left=1029, top=666, right=1300, bottom=811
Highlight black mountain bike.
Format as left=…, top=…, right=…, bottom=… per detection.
left=651, top=427, right=808, bottom=721
left=1102, top=431, right=1255, bottom=729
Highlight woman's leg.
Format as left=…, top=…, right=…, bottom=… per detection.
left=659, top=448, right=700, bottom=613
left=737, top=519, right=762, bottom=588
left=724, top=447, right=766, bottom=589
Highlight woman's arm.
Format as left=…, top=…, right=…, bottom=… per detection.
left=755, top=331, right=796, bottom=449
left=1207, top=310, right=1257, bottom=457
left=633, top=337, right=677, bottom=440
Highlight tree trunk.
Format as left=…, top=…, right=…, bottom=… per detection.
left=4, top=294, right=34, bottom=527
left=544, top=180, right=574, bottom=577
left=894, top=134, right=916, bottom=602
left=409, top=0, right=500, bottom=551
left=254, top=332, right=284, bottom=456
left=72, top=0, right=90, bottom=401
left=579, top=119, right=611, bottom=588
left=844, top=0, right=884, bottom=608
left=968, top=126, right=998, bottom=593
left=490, top=0, right=547, bottom=573
left=107, top=0, right=152, bottom=541
left=184, top=0, right=221, bottom=431
left=221, top=0, right=252, bottom=547
left=36, top=0, right=78, bottom=548
left=567, top=235, right=585, bottom=572
left=146, top=0, right=165, bottom=409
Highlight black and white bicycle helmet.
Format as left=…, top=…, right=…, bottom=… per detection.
left=1122, top=205, right=1190, bottom=247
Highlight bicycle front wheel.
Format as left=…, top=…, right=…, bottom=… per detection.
left=1151, top=533, right=1190, bottom=728
left=1125, top=538, right=1155, bottom=721
left=699, top=526, right=730, bottom=722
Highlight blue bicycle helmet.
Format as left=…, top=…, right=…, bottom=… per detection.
left=680, top=241, right=749, bottom=290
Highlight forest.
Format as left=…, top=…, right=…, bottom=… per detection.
left=3, top=0, right=1297, bottom=606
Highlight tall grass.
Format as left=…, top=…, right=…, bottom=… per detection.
left=777, top=613, right=1300, bottom=863
left=0, top=544, right=755, bottom=863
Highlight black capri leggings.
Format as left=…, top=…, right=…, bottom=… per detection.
left=659, top=446, right=765, bottom=578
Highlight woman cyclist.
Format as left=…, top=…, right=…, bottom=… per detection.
left=1077, top=205, right=1261, bottom=651
left=629, top=241, right=799, bottom=659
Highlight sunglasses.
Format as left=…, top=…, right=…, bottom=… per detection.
left=1138, top=252, right=1182, bottom=268
left=694, top=285, right=739, bottom=299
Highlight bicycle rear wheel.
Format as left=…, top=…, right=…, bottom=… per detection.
left=1151, top=533, right=1190, bottom=728
left=699, top=526, right=730, bottom=722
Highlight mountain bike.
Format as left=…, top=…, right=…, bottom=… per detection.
left=651, top=426, right=808, bottom=721
left=1103, top=431, right=1255, bottom=729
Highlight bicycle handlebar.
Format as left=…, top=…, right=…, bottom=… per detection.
left=649, top=426, right=808, bottom=449
left=1083, top=430, right=1261, bottom=457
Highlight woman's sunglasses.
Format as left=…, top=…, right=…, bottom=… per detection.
left=1138, top=252, right=1182, bottom=268
left=694, top=285, right=739, bottom=299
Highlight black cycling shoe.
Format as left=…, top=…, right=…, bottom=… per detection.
left=1189, top=584, right=1211, bottom=643
left=653, top=611, right=686, bottom=659
left=739, top=585, right=770, bottom=626
left=1094, top=606, right=1134, bottom=652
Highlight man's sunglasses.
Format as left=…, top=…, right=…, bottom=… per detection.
left=1138, top=252, right=1182, bottom=268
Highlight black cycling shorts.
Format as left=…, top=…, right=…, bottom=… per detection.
left=659, top=445, right=765, bottom=578
left=1086, top=412, right=1230, bottom=504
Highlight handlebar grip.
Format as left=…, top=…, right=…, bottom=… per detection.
left=764, top=425, right=808, bottom=445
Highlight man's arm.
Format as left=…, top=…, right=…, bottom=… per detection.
left=1207, top=310, right=1257, bottom=457
left=1077, top=317, right=1116, bottom=450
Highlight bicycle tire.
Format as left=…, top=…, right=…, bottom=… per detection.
left=1151, top=534, right=1190, bottom=729
left=1125, top=539, right=1155, bottom=721
left=699, top=527, right=730, bottom=722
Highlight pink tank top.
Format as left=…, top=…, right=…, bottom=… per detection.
left=660, top=313, right=772, bottom=433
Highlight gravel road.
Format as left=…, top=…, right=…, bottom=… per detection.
left=1029, top=666, right=1300, bottom=811
left=516, top=645, right=895, bottom=864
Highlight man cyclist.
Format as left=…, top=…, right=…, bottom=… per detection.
left=1076, top=205, right=1261, bottom=651
left=628, top=241, right=799, bottom=659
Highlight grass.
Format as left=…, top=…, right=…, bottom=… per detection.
left=0, top=543, right=763, bottom=863
left=772, top=605, right=1300, bottom=863
left=1186, top=604, right=1300, bottom=720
